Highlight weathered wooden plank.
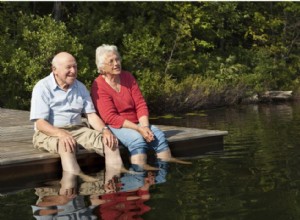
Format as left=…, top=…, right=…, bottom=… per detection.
left=0, top=108, right=228, bottom=187
left=0, top=126, right=227, bottom=165
left=262, top=90, right=293, bottom=100
left=0, top=108, right=32, bottom=127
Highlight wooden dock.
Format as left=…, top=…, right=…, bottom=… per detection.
left=0, top=108, right=228, bottom=190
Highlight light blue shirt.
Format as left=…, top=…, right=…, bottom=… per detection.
left=30, top=73, right=95, bottom=127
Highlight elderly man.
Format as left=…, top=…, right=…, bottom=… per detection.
left=30, top=52, right=123, bottom=178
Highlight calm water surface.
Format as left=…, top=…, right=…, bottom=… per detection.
left=1, top=103, right=300, bottom=220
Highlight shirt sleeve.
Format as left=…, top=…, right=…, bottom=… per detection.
left=128, top=74, right=149, bottom=119
left=30, top=81, right=50, bottom=122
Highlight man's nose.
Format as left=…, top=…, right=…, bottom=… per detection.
left=70, top=66, right=77, bottom=72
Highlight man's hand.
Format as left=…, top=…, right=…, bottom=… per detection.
left=138, top=126, right=155, bottom=142
left=57, top=129, right=77, bottom=153
left=102, top=128, right=118, bottom=150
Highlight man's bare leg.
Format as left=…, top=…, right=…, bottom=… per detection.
left=102, top=146, right=124, bottom=193
left=58, top=141, right=81, bottom=175
left=58, top=141, right=98, bottom=182
left=104, top=145, right=124, bottom=172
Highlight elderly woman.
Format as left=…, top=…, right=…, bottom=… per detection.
left=91, top=44, right=172, bottom=167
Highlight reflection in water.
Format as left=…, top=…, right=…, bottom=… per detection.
left=31, top=160, right=168, bottom=220
left=93, top=161, right=168, bottom=219
left=32, top=194, right=96, bottom=219
left=31, top=171, right=103, bottom=220
left=5, top=104, right=300, bottom=219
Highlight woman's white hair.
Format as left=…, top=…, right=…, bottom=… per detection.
left=95, top=44, right=121, bottom=73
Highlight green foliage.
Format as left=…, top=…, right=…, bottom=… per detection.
left=122, top=29, right=164, bottom=74
left=0, top=13, right=82, bottom=109
left=1, top=2, right=300, bottom=113
left=68, top=4, right=126, bottom=86
left=137, top=69, right=254, bottom=114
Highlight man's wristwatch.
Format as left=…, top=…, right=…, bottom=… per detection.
left=101, top=126, right=109, bottom=134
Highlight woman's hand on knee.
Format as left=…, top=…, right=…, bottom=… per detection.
left=138, top=126, right=154, bottom=142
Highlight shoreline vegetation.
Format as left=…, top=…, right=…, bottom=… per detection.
left=1, top=2, right=300, bottom=114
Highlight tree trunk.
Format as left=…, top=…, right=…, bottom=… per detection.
left=53, top=2, right=62, bottom=21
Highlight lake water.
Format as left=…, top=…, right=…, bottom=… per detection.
left=1, top=103, right=300, bottom=220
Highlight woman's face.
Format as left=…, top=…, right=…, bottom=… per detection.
left=100, top=52, right=121, bottom=75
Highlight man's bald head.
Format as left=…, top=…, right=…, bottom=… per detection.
left=52, top=52, right=76, bottom=69
left=51, top=52, right=78, bottom=90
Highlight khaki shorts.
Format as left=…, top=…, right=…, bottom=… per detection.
left=33, top=125, right=104, bottom=156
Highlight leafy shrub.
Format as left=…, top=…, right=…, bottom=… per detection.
left=137, top=70, right=254, bottom=115
left=0, top=13, right=83, bottom=109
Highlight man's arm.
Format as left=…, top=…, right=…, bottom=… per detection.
left=36, top=119, right=65, bottom=137
left=86, top=112, right=118, bottom=149
left=85, top=112, right=107, bottom=131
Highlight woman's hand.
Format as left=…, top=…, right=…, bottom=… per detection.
left=138, top=126, right=154, bottom=142
left=101, top=128, right=119, bottom=150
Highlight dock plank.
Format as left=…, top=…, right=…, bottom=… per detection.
left=0, top=108, right=228, bottom=184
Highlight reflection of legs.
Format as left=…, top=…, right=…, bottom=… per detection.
left=59, top=171, right=77, bottom=196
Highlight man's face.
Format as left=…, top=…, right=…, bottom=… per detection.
left=53, top=54, right=77, bottom=89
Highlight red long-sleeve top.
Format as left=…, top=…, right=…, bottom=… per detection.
left=91, top=71, right=149, bottom=128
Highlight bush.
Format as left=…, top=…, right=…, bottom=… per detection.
left=0, top=13, right=84, bottom=109
left=137, top=70, right=254, bottom=115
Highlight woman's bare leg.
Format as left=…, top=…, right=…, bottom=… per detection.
left=156, top=149, right=172, bottom=160
left=157, top=149, right=192, bottom=164
left=131, top=153, right=159, bottom=170
left=131, top=153, right=147, bottom=165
